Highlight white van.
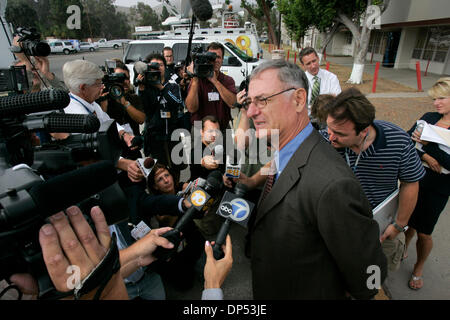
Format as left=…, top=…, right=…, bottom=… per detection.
left=123, top=38, right=263, bottom=89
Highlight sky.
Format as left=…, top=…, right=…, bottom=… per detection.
left=114, top=0, right=242, bottom=9
left=114, top=0, right=159, bottom=7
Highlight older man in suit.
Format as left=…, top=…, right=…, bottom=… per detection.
left=244, top=59, right=387, bottom=299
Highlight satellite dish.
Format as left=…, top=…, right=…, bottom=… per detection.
left=238, top=10, right=245, bottom=18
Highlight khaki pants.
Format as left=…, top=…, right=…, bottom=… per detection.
left=381, top=232, right=406, bottom=272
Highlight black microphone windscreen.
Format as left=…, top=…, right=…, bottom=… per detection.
left=0, top=89, right=70, bottom=116
left=190, top=0, right=213, bottom=21
left=28, top=161, right=117, bottom=218
left=205, top=170, right=223, bottom=192
left=234, top=183, right=249, bottom=198
left=43, top=113, right=100, bottom=133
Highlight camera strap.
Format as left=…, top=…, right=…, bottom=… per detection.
left=38, top=232, right=121, bottom=300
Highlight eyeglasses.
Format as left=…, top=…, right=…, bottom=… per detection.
left=243, top=87, right=296, bottom=110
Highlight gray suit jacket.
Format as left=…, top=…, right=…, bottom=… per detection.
left=250, top=129, right=387, bottom=299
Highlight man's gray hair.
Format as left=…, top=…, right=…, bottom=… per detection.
left=63, top=59, right=104, bottom=94
left=250, top=60, right=309, bottom=97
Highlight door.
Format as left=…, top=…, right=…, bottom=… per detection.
left=382, top=31, right=401, bottom=67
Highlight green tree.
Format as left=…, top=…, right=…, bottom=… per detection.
left=131, top=2, right=162, bottom=31
left=5, top=0, right=39, bottom=30
left=241, top=0, right=278, bottom=46
left=278, top=0, right=390, bottom=83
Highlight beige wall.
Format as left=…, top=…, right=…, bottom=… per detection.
left=381, top=0, right=450, bottom=24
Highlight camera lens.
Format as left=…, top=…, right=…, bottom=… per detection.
left=109, top=85, right=123, bottom=100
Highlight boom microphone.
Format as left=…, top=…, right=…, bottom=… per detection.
left=190, top=0, right=213, bottom=21
left=22, top=113, right=101, bottom=133
left=0, top=89, right=70, bottom=116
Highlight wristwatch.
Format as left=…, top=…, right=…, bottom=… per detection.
left=392, top=221, right=408, bottom=232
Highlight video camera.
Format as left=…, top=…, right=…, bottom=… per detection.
left=101, top=60, right=127, bottom=100
left=192, top=46, right=216, bottom=79
left=0, top=90, right=128, bottom=299
left=133, top=61, right=161, bottom=87
left=14, top=27, right=50, bottom=57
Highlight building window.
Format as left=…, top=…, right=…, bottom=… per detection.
left=345, top=32, right=353, bottom=44
left=412, top=26, right=450, bottom=63
left=369, top=31, right=388, bottom=54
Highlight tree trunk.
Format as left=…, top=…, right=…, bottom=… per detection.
left=347, top=18, right=371, bottom=84
left=260, top=1, right=277, bottom=46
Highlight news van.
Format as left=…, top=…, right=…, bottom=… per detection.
left=159, top=22, right=263, bottom=60
left=123, top=38, right=263, bottom=89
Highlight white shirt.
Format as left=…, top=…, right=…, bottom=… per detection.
left=305, top=68, right=342, bottom=107
left=65, top=93, right=126, bottom=132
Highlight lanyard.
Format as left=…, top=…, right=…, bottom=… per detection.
left=345, top=131, right=369, bottom=172
left=69, top=94, right=94, bottom=115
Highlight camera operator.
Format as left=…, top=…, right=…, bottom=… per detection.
left=163, top=47, right=178, bottom=82
left=98, top=60, right=145, bottom=160
left=11, top=35, right=66, bottom=92
left=186, top=42, right=237, bottom=131
left=137, top=53, right=185, bottom=182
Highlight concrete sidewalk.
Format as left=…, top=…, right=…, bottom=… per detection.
left=325, top=55, right=444, bottom=92
left=264, top=49, right=446, bottom=93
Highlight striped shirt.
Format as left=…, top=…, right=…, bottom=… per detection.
left=321, top=120, right=425, bottom=208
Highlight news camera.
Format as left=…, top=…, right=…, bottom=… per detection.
left=100, top=60, right=127, bottom=100
left=102, top=73, right=127, bottom=100
left=0, top=90, right=128, bottom=299
left=14, top=27, right=50, bottom=57
left=133, top=61, right=161, bottom=87
left=192, top=46, right=216, bottom=79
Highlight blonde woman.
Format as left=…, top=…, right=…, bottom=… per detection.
left=405, top=77, right=450, bottom=290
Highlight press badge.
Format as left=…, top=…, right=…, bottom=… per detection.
left=131, top=221, right=151, bottom=240
left=208, top=92, right=220, bottom=101
left=160, top=110, right=171, bottom=118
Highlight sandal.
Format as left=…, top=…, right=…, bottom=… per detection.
left=408, top=274, right=423, bottom=290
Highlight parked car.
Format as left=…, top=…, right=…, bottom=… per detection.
left=95, top=38, right=128, bottom=49
left=48, top=40, right=77, bottom=55
left=79, top=42, right=99, bottom=52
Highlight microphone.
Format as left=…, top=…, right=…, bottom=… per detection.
left=136, top=157, right=157, bottom=178
left=189, top=0, right=213, bottom=21
left=134, top=61, right=148, bottom=75
left=153, top=170, right=223, bottom=261
left=213, top=183, right=255, bottom=259
left=225, top=149, right=242, bottom=179
left=0, top=161, right=118, bottom=229
left=212, top=144, right=224, bottom=163
left=0, top=89, right=70, bottom=116
left=22, top=113, right=101, bottom=133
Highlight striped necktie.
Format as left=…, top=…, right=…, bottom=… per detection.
left=310, top=75, right=320, bottom=105
left=261, top=174, right=274, bottom=203
left=261, top=161, right=277, bottom=202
